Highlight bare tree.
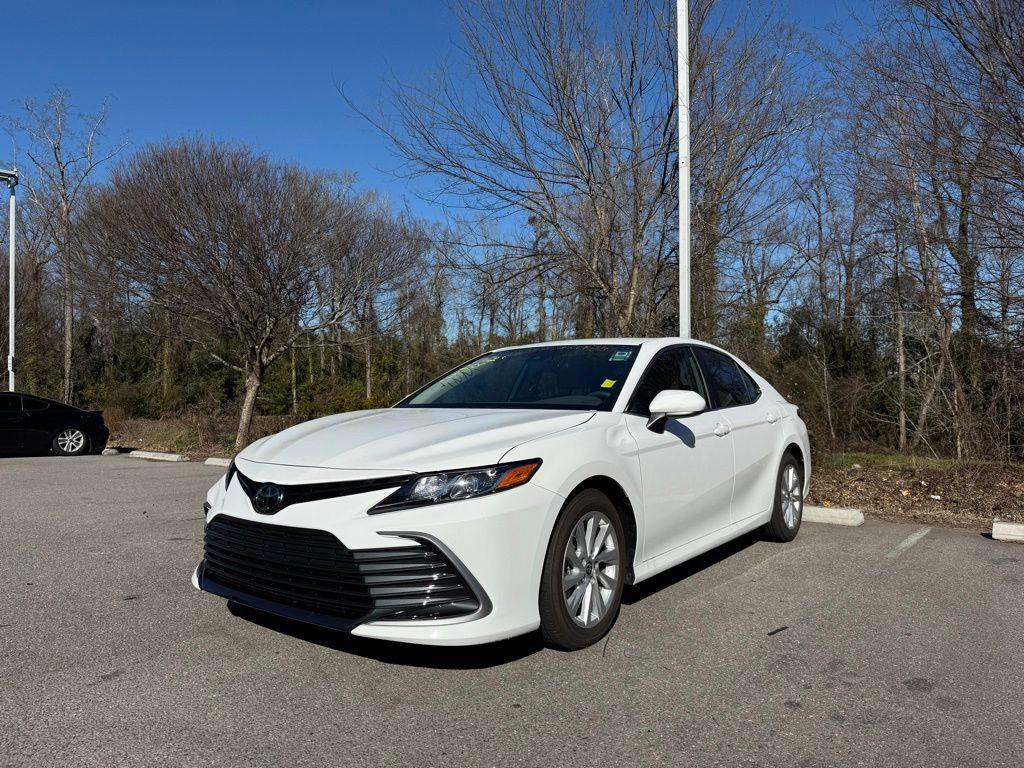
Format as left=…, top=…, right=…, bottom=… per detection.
left=6, top=90, right=126, bottom=402
left=358, top=0, right=679, bottom=336
left=84, top=140, right=360, bottom=448
left=688, top=1, right=819, bottom=339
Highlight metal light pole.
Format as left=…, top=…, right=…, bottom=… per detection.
left=1, top=168, right=18, bottom=391
left=678, top=0, right=691, bottom=338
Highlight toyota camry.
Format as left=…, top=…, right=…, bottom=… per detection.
left=193, top=339, right=810, bottom=649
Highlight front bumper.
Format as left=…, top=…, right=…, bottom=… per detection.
left=194, top=463, right=564, bottom=645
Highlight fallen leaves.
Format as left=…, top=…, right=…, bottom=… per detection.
left=809, top=457, right=1024, bottom=530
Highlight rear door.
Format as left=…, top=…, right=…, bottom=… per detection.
left=0, top=393, right=25, bottom=453
left=692, top=347, right=779, bottom=522
left=624, top=346, right=735, bottom=560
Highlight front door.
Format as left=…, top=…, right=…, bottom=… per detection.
left=624, top=346, right=735, bottom=561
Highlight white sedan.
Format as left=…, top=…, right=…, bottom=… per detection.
left=194, top=339, right=810, bottom=649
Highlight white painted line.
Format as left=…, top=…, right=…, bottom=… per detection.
left=803, top=506, right=864, bottom=526
left=888, top=527, right=931, bottom=559
left=204, top=457, right=232, bottom=467
left=992, top=519, right=1024, bottom=543
left=128, top=450, right=189, bottom=463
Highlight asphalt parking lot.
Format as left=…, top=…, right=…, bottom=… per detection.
left=2, top=456, right=1022, bottom=767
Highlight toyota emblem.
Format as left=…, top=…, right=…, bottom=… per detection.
left=253, top=484, right=285, bottom=514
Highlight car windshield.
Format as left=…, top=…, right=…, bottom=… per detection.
left=399, top=345, right=641, bottom=411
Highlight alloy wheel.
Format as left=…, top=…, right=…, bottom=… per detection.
left=781, top=464, right=803, bottom=529
left=57, top=428, right=86, bottom=454
left=562, top=511, right=620, bottom=628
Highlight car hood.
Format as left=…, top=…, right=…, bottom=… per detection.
left=237, top=408, right=595, bottom=473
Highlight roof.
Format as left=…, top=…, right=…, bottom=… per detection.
left=494, top=337, right=720, bottom=351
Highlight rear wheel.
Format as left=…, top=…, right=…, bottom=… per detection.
left=52, top=428, right=89, bottom=456
left=539, top=489, right=626, bottom=650
left=765, top=453, right=803, bottom=541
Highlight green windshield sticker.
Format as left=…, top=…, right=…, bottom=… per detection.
left=609, top=350, right=632, bottom=361
left=601, top=379, right=617, bottom=389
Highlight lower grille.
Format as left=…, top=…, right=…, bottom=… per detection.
left=201, top=515, right=481, bottom=628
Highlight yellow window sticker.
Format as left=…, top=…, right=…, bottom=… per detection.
left=601, top=379, right=616, bottom=389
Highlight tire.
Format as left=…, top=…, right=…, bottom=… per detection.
left=539, top=489, right=626, bottom=650
left=764, top=453, right=804, bottom=542
left=52, top=427, right=90, bottom=456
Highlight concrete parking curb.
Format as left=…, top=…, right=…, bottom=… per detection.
left=128, top=450, right=189, bottom=463
left=101, top=448, right=120, bottom=456
left=803, top=505, right=864, bottom=526
left=992, top=518, right=1024, bottom=543
left=204, top=457, right=232, bottom=467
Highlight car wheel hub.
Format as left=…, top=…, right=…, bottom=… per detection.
left=781, top=465, right=802, bottom=529
left=562, top=511, right=619, bottom=629
left=57, top=429, right=85, bottom=454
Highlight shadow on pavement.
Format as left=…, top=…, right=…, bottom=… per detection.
left=226, top=527, right=770, bottom=666
left=228, top=601, right=545, bottom=669
left=623, top=528, right=764, bottom=605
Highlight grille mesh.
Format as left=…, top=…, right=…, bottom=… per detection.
left=202, top=515, right=480, bottom=625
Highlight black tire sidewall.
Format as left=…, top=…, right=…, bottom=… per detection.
left=538, top=489, right=626, bottom=650
left=767, top=454, right=803, bottom=542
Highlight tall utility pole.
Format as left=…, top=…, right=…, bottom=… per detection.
left=678, top=0, right=691, bottom=338
left=1, top=168, right=18, bottom=391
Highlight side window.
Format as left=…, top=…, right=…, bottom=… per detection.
left=692, top=347, right=759, bottom=408
left=0, top=394, right=22, bottom=412
left=738, top=367, right=761, bottom=402
left=23, top=397, right=49, bottom=412
left=627, top=347, right=707, bottom=417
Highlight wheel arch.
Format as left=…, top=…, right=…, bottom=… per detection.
left=783, top=442, right=804, bottom=471
left=781, top=440, right=809, bottom=496
left=561, top=475, right=639, bottom=585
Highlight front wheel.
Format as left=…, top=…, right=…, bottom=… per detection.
left=765, top=454, right=804, bottom=542
left=539, top=489, right=626, bottom=650
left=52, top=428, right=89, bottom=456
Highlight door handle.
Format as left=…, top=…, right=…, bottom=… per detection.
left=713, top=423, right=731, bottom=437
left=766, top=412, right=779, bottom=424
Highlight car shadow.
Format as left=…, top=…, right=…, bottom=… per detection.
left=227, top=601, right=545, bottom=669
left=226, top=529, right=767, bottom=667
left=622, top=528, right=763, bottom=605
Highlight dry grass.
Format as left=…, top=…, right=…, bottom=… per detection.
left=109, top=413, right=301, bottom=458
left=809, top=452, right=1024, bottom=530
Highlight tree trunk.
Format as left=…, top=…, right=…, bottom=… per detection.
left=893, top=232, right=907, bottom=453
left=365, top=340, right=372, bottom=401
left=162, top=337, right=172, bottom=401
left=896, top=302, right=907, bottom=453
left=537, top=263, right=547, bottom=342
left=290, top=345, right=298, bottom=415
left=235, top=370, right=264, bottom=450
left=62, top=254, right=74, bottom=403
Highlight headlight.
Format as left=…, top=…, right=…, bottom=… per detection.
left=368, top=458, right=542, bottom=514
left=224, top=460, right=237, bottom=490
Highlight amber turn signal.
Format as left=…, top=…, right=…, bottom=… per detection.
left=496, top=460, right=542, bottom=489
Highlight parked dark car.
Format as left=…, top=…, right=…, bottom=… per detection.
left=0, top=392, right=109, bottom=456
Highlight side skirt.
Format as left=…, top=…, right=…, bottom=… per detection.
left=630, top=511, right=771, bottom=585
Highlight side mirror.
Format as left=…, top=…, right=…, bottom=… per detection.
left=646, top=390, right=706, bottom=433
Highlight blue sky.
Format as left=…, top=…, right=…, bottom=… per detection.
left=5, top=0, right=868, bottom=222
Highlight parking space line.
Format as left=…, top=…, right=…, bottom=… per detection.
left=888, top=527, right=931, bottom=559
